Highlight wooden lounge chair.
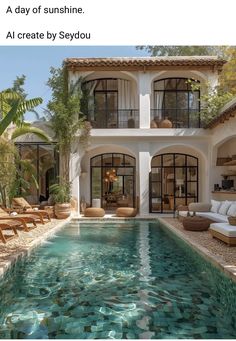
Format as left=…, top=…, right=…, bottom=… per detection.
left=12, top=197, right=51, bottom=224
left=0, top=220, right=20, bottom=243
left=0, top=207, right=37, bottom=232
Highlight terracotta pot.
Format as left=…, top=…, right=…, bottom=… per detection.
left=160, top=117, right=172, bottom=128
left=55, top=203, right=71, bottom=219
left=150, top=120, right=158, bottom=128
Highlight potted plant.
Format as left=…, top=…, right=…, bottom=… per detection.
left=49, top=181, right=71, bottom=219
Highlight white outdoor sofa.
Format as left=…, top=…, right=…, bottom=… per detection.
left=178, top=200, right=236, bottom=245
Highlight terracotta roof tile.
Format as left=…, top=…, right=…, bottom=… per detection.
left=205, top=97, right=236, bottom=129
left=64, top=56, right=226, bottom=71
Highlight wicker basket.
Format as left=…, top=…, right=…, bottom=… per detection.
left=228, top=216, right=236, bottom=226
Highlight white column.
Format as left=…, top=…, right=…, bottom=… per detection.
left=70, top=151, right=81, bottom=214
left=138, top=144, right=150, bottom=215
left=138, top=73, right=152, bottom=129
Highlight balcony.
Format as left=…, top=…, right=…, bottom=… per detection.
left=151, top=109, right=201, bottom=128
left=86, top=109, right=139, bottom=129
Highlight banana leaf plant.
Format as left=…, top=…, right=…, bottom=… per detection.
left=0, top=90, right=49, bottom=141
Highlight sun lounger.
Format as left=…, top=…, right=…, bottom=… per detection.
left=12, top=197, right=51, bottom=224
left=0, top=207, right=37, bottom=232
left=0, top=220, right=20, bottom=243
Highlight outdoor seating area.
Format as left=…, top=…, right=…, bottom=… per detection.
left=177, top=200, right=236, bottom=246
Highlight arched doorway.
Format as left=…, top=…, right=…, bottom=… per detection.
left=91, top=153, right=136, bottom=210
left=150, top=153, right=198, bottom=213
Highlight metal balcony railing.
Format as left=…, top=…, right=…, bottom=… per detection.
left=86, top=109, right=139, bottom=129
left=151, top=109, right=202, bottom=128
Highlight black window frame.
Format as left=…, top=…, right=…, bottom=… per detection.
left=150, top=153, right=198, bottom=213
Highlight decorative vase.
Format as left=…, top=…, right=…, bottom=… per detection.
left=160, top=117, right=172, bottom=128
left=150, top=120, right=158, bottom=128
left=55, top=203, right=71, bottom=219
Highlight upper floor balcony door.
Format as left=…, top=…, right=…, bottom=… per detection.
left=151, top=78, right=201, bottom=128
left=83, top=78, right=139, bottom=128
left=94, top=79, right=118, bottom=128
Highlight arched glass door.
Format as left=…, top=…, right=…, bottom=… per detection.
left=150, top=153, right=198, bottom=213
left=91, top=153, right=136, bottom=209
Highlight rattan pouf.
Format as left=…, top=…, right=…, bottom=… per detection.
left=84, top=208, right=105, bottom=217
left=183, top=216, right=211, bottom=231
left=116, top=207, right=137, bottom=217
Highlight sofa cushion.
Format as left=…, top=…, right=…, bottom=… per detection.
left=227, top=203, right=236, bottom=217
left=218, top=201, right=232, bottom=215
left=196, top=212, right=228, bottom=223
left=210, top=223, right=236, bottom=237
left=210, top=200, right=221, bottom=213
left=188, top=202, right=211, bottom=212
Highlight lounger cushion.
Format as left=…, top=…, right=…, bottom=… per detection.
left=210, top=200, right=221, bottom=213
left=189, top=202, right=211, bottom=212
left=196, top=212, right=228, bottom=223
left=12, top=197, right=32, bottom=208
left=218, top=201, right=232, bottom=215
left=210, top=223, right=236, bottom=237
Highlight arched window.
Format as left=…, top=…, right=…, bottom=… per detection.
left=82, top=78, right=138, bottom=128
left=152, top=78, right=200, bottom=128
left=150, top=153, right=198, bottom=213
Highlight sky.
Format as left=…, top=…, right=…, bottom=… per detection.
left=0, top=46, right=149, bottom=120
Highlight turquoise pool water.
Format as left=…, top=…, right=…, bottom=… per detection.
left=0, top=220, right=236, bottom=339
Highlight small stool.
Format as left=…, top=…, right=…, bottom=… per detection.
left=84, top=208, right=105, bottom=217
left=116, top=207, right=137, bottom=217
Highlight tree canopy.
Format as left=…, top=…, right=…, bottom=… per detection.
left=136, top=46, right=228, bottom=57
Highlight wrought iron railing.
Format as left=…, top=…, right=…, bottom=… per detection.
left=85, top=109, right=139, bottom=129
left=150, top=109, right=202, bottom=128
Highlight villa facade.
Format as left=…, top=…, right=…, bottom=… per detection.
left=61, top=56, right=236, bottom=215
left=16, top=56, right=236, bottom=215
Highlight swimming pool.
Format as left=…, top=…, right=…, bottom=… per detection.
left=0, top=220, right=236, bottom=339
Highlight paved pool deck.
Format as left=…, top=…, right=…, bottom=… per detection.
left=0, top=213, right=236, bottom=282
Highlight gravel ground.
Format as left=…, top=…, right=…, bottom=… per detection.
left=162, top=217, right=236, bottom=266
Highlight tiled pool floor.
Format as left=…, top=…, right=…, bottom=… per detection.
left=0, top=220, right=236, bottom=339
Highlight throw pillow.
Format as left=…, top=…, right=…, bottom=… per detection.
left=210, top=200, right=221, bottom=213
left=227, top=203, right=236, bottom=217
left=218, top=201, right=232, bottom=215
